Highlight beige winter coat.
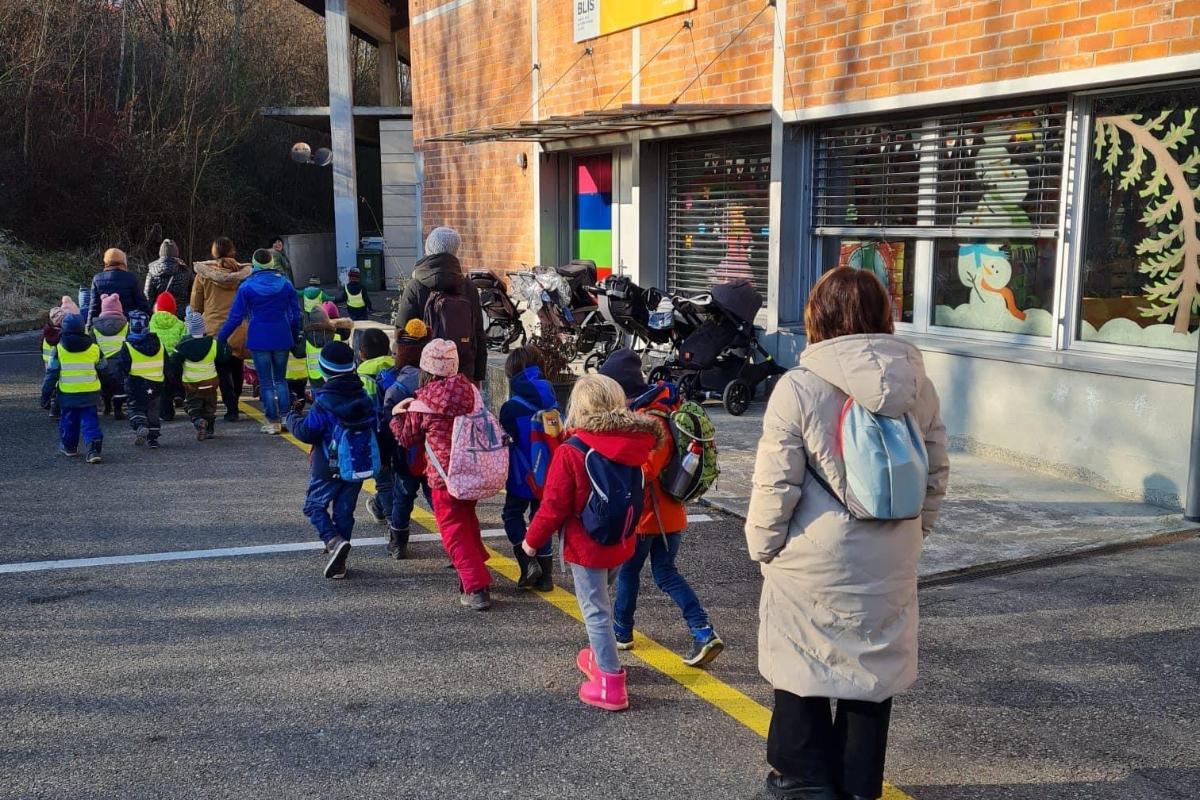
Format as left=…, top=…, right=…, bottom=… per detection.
left=744, top=334, right=949, bottom=702
left=190, top=259, right=252, bottom=359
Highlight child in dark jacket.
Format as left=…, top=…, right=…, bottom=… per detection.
left=499, top=346, right=560, bottom=591
left=391, top=339, right=487, bottom=609
left=41, top=313, right=107, bottom=463
left=286, top=341, right=378, bottom=579
left=599, top=348, right=724, bottom=668
left=41, top=296, right=79, bottom=420
left=174, top=310, right=229, bottom=441
left=338, top=267, right=374, bottom=321
left=109, top=311, right=165, bottom=448
left=377, top=320, right=430, bottom=558
left=92, top=292, right=129, bottom=419
left=358, top=328, right=397, bottom=527
left=522, top=374, right=661, bottom=712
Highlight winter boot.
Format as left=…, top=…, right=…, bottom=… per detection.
left=513, top=546, right=542, bottom=589
left=387, top=527, right=409, bottom=560
left=205, top=419, right=215, bottom=439
left=578, top=668, right=628, bottom=712
left=148, top=437, right=160, bottom=449
left=324, top=536, right=351, bottom=579
left=459, top=588, right=492, bottom=611
left=85, top=441, right=103, bottom=464
left=195, top=419, right=208, bottom=441
left=534, top=555, right=554, bottom=592
left=765, top=772, right=839, bottom=800
left=576, top=647, right=599, bottom=681
left=134, top=426, right=148, bottom=447
left=113, top=404, right=125, bottom=421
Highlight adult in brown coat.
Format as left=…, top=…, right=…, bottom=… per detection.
left=190, top=237, right=251, bottom=421
left=745, top=268, right=949, bottom=800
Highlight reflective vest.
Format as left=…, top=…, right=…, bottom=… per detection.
left=57, top=344, right=101, bottom=394
left=305, top=340, right=322, bottom=381
left=286, top=350, right=308, bottom=381
left=94, top=324, right=128, bottom=358
left=357, top=355, right=392, bottom=400
left=182, top=340, right=218, bottom=384
left=345, top=287, right=366, bottom=309
left=303, top=295, right=322, bottom=313
left=126, top=342, right=165, bottom=383
left=41, top=339, right=54, bottom=367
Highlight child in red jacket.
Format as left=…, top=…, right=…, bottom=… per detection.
left=390, top=339, right=490, bottom=610
left=522, top=374, right=661, bottom=712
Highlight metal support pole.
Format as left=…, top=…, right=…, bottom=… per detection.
left=1186, top=345, right=1200, bottom=521
left=325, top=0, right=359, bottom=283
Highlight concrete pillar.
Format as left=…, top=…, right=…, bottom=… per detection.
left=325, top=0, right=358, bottom=281
left=379, top=36, right=401, bottom=106
left=380, top=119, right=419, bottom=288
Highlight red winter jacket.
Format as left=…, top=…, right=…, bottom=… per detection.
left=524, top=408, right=661, bottom=569
left=391, top=373, right=477, bottom=491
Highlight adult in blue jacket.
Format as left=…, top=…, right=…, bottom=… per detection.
left=87, top=248, right=149, bottom=328
left=218, top=248, right=302, bottom=433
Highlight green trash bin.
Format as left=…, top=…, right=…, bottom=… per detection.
left=356, top=249, right=383, bottom=291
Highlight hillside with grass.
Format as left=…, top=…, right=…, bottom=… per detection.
left=0, top=234, right=99, bottom=324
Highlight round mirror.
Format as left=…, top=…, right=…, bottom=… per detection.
left=290, top=142, right=312, bottom=163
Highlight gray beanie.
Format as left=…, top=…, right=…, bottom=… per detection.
left=160, top=239, right=180, bottom=259
left=424, top=226, right=461, bottom=257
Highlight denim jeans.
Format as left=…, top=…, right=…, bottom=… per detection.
left=613, top=533, right=710, bottom=640
left=303, top=476, right=363, bottom=544
left=251, top=349, right=291, bottom=421
left=59, top=405, right=102, bottom=450
left=389, top=472, right=430, bottom=531
left=571, top=564, right=621, bottom=674
left=501, top=494, right=550, bottom=556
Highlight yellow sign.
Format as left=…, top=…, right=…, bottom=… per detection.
left=574, top=0, right=695, bottom=43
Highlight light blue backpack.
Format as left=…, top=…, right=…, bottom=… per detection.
left=811, top=397, right=929, bottom=521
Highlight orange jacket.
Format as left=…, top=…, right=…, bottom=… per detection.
left=632, top=384, right=688, bottom=535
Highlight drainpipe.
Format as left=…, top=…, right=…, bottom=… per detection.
left=1187, top=348, right=1200, bottom=521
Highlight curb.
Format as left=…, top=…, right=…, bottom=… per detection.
left=0, top=316, right=46, bottom=336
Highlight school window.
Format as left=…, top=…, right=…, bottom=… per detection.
left=1077, top=85, right=1200, bottom=353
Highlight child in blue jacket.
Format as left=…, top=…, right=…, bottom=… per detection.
left=499, top=346, right=559, bottom=591
left=286, top=341, right=377, bottom=580
left=377, top=320, right=431, bottom=559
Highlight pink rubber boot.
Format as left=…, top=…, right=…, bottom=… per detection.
left=576, top=647, right=598, bottom=681
left=579, top=668, right=629, bottom=712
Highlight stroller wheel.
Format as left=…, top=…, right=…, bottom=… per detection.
left=678, top=373, right=699, bottom=402
left=723, top=379, right=752, bottom=416
left=583, top=352, right=605, bottom=373
left=647, top=366, right=670, bottom=385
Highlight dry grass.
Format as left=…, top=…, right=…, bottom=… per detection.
left=0, top=233, right=98, bottom=322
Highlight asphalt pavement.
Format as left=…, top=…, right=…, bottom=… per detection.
left=1, top=329, right=1197, bottom=799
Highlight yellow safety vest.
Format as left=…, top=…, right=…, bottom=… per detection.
left=286, top=350, right=308, bottom=381
left=94, top=324, right=128, bottom=358
left=57, top=344, right=101, bottom=394
left=126, top=342, right=165, bottom=382
left=305, top=340, right=322, bottom=381
left=346, top=287, right=366, bottom=309
left=182, top=340, right=218, bottom=384
left=357, top=355, right=392, bottom=400
left=303, top=296, right=321, bottom=313
left=42, top=339, right=54, bottom=367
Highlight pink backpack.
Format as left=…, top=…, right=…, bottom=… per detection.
left=411, top=386, right=509, bottom=500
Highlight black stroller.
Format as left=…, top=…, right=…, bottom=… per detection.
left=649, top=279, right=784, bottom=416
left=514, top=261, right=617, bottom=369
left=469, top=270, right=526, bottom=353
left=595, top=274, right=701, bottom=356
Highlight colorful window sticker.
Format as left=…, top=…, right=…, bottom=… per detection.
left=574, top=154, right=613, bottom=280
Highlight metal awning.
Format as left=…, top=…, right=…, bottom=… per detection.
left=425, top=103, right=770, bottom=144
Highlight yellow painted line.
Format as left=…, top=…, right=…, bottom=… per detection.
left=243, top=399, right=916, bottom=800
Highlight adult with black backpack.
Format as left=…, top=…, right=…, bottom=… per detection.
left=393, top=227, right=487, bottom=383
left=744, top=268, right=950, bottom=800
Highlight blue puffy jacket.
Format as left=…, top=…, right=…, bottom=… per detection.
left=218, top=269, right=301, bottom=352
left=499, top=365, right=559, bottom=499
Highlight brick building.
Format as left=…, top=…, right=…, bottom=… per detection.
left=409, top=0, right=1200, bottom=508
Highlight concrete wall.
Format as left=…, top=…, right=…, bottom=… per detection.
left=379, top=119, right=420, bottom=287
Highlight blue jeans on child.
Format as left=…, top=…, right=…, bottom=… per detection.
left=59, top=406, right=102, bottom=450
left=613, top=533, right=710, bottom=640
left=304, top=476, right=363, bottom=544
left=388, top=472, right=430, bottom=531
left=571, top=564, right=621, bottom=674
left=501, top=494, right=550, bottom=556
left=251, top=349, right=291, bottom=421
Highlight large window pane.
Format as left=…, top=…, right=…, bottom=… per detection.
left=1078, top=88, right=1200, bottom=351
left=819, top=237, right=913, bottom=323
left=932, top=238, right=1056, bottom=335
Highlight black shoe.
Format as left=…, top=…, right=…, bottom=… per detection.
left=134, top=426, right=148, bottom=446
left=765, top=771, right=839, bottom=800
left=324, top=537, right=351, bottom=578
left=224, top=411, right=240, bottom=422
left=683, top=628, right=725, bottom=667
left=113, top=408, right=125, bottom=421
left=534, top=556, right=554, bottom=592
left=514, top=546, right=542, bottom=589
left=366, top=495, right=386, bottom=523
left=195, top=419, right=207, bottom=441
left=148, top=438, right=160, bottom=449
left=205, top=420, right=215, bottom=440
left=85, top=442, right=103, bottom=464
left=387, top=527, right=409, bottom=560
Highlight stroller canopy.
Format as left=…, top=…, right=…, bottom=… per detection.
left=711, top=279, right=763, bottom=325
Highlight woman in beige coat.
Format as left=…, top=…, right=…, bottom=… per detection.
left=745, top=268, right=949, bottom=800
left=190, top=237, right=251, bottom=421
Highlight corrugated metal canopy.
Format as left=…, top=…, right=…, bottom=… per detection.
left=425, top=103, right=770, bottom=144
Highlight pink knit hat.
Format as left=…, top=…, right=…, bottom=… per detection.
left=322, top=300, right=340, bottom=319
left=99, top=293, right=124, bottom=318
left=61, top=295, right=81, bottom=316
left=420, top=338, right=459, bottom=377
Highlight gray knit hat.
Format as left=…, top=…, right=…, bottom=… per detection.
left=160, top=239, right=180, bottom=259
left=185, top=310, right=206, bottom=337
left=424, top=226, right=461, bottom=257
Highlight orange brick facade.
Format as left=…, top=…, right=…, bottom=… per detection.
left=411, top=0, right=1200, bottom=269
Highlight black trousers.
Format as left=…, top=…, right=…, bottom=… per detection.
left=767, top=690, right=893, bottom=799
left=217, top=357, right=244, bottom=415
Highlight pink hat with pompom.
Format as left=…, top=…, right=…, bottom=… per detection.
left=419, top=338, right=460, bottom=377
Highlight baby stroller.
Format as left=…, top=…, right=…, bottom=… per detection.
left=469, top=270, right=526, bottom=353
left=649, top=279, right=784, bottom=416
left=595, top=275, right=702, bottom=358
left=511, top=262, right=617, bottom=369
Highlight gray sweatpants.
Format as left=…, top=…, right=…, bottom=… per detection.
left=570, top=563, right=621, bottom=674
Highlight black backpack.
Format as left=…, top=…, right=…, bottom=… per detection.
left=566, top=438, right=644, bottom=546
left=423, top=282, right=476, bottom=376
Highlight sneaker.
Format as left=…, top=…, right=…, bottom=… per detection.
left=57, top=445, right=79, bottom=457
left=85, top=444, right=102, bottom=464
left=387, top=527, right=409, bottom=560
left=366, top=495, right=386, bottom=523
left=204, top=423, right=215, bottom=440
left=267, top=422, right=282, bottom=435
left=682, top=628, right=724, bottom=668
left=134, top=426, right=148, bottom=446
left=195, top=419, right=207, bottom=441
left=323, top=537, right=351, bottom=578
left=259, top=422, right=275, bottom=434
left=614, top=630, right=634, bottom=651
left=147, top=438, right=160, bottom=449
left=459, top=589, right=491, bottom=611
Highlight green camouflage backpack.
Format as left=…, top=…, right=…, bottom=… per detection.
left=653, top=399, right=719, bottom=503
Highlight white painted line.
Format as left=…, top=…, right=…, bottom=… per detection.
left=0, top=514, right=717, bottom=574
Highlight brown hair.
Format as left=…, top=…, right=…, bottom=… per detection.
left=393, top=333, right=425, bottom=371
left=804, top=267, right=894, bottom=345
left=211, top=237, right=237, bottom=260
left=504, top=345, right=544, bottom=378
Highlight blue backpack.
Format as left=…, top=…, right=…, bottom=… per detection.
left=512, top=396, right=564, bottom=498
left=566, top=438, right=643, bottom=546
left=810, top=397, right=928, bottom=521
left=325, top=417, right=381, bottom=482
